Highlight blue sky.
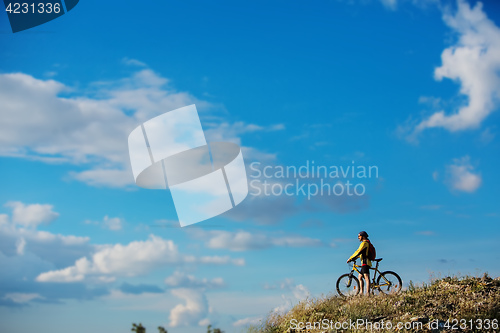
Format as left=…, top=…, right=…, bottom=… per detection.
left=1, top=0, right=500, bottom=332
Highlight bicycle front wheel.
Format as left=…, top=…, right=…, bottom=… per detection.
left=336, top=274, right=360, bottom=297
left=376, top=271, right=402, bottom=294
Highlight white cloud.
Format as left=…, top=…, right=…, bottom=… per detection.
left=413, top=0, right=500, bottom=134
left=5, top=201, right=59, bottom=228
left=204, top=121, right=285, bottom=146
left=36, top=235, right=184, bottom=282
left=102, top=215, right=124, bottom=231
left=445, top=156, right=482, bottom=193
left=272, top=295, right=295, bottom=315
left=198, top=318, right=211, bottom=326
left=3, top=293, right=43, bottom=304
left=0, top=202, right=92, bottom=267
left=198, top=255, right=245, bottom=266
left=15, top=237, right=26, bottom=255
left=70, top=169, right=133, bottom=188
left=262, top=278, right=311, bottom=315
left=122, top=57, right=147, bottom=67
left=164, top=271, right=225, bottom=289
left=169, top=288, right=208, bottom=327
left=0, top=70, right=208, bottom=187
left=36, top=235, right=244, bottom=282
left=233, top=316, right=263, bottom=327
left=279, top=278, right=310, bottom=301
left=192, top=230, right=323, bottom=251
left=262, top=279, right=311, bottom=316
left=0, top=214, right=8, bottom=226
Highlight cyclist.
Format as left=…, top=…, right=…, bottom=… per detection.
left=346, top=231, right=372, bottom=295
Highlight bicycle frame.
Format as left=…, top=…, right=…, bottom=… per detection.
left=349, top=260, right=392, bottom=290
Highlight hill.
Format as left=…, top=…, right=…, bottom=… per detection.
left=248, top=274, right=500, bottom=332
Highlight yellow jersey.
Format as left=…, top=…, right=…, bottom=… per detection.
left=348, top=240, right=372, bottom=267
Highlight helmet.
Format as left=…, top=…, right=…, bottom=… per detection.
left=358, top=231, right=369, bottom=238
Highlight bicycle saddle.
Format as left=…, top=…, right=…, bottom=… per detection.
left=372, top=258, right=383, bottom=262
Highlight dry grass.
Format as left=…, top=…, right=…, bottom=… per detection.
left=248, top=274, right=500, bottom=332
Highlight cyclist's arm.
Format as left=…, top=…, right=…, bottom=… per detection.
left=347, top=242, right=367, bottom=262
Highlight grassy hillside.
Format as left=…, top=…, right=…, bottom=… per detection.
left=248, top=274, right=500, bottom=332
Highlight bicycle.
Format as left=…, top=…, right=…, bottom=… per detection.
left=336, top=258, right=402, bottom=297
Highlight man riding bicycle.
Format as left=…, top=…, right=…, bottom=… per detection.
left=346, top=231, right=372, bottom=295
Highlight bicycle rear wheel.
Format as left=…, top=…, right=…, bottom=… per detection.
left=336, top=274, right=360, bottom=297
left=376, top=271, right=402, bottom=294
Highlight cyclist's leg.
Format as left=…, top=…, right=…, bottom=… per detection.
left=363, top=273, right=371, bottom=295
left=360, top=266, right=370, bottom=295
left=358, top=273, right=364, bottom=295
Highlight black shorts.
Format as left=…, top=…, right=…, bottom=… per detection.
left=360, top=265, right=370, bottom=275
